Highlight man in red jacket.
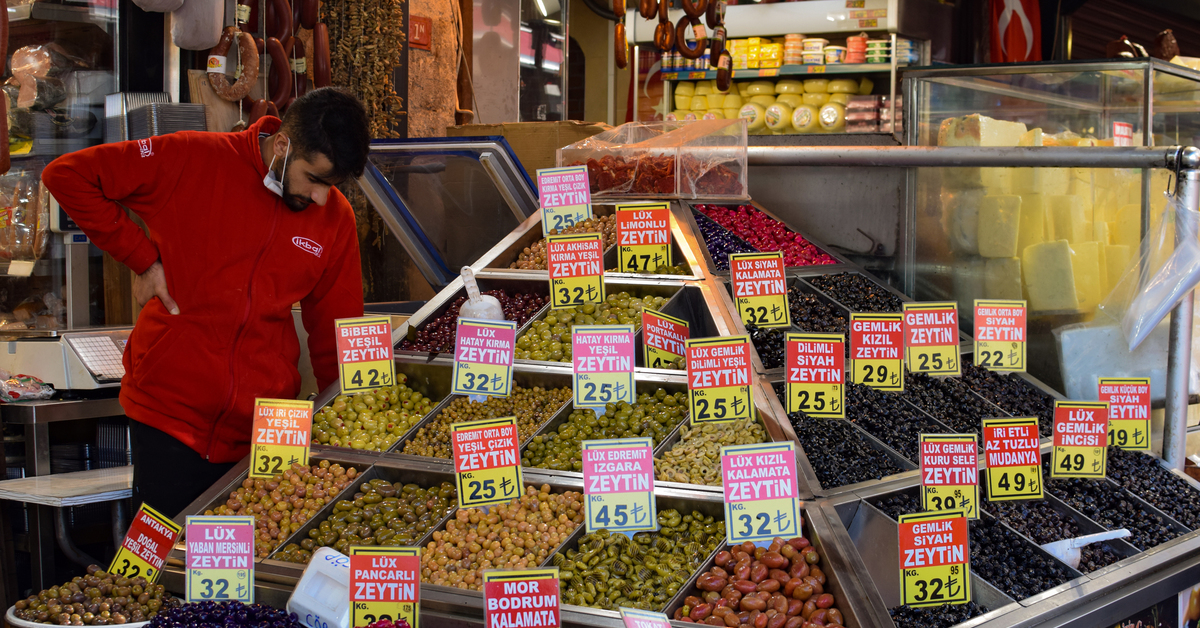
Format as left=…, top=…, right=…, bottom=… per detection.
left=43, top=88, right=371, bottom=517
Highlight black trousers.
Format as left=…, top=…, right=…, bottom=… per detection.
left=129, top=420, right=237, bottom=519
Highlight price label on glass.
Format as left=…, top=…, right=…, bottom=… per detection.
left=729, top=252, right=790, bottom=329
left=547, top=233, right=605, bottom=310
left=620, top=607, right=672, bottom=628
left=583, top=438, right=656, bottom=533
left=350, top=546, right=421, bottom=628
left=642, top=310, right=688, bottom=369
left=919, top=434, right=979, bottom=519
left=785, top=332, right=844, bottom=417
left=982, top=418, right=1043, bottom=501
left=721, top=442, right=802, bottom=545
left=687, top=336, right=754, bottom=424
left=108, top=503, right=182, bottom=584
left=904, top=302, right=960, bottom=377
left=898, top=510, right=971, bottom=608
left=537, top=166, right=592, bottom=236
left=185, top=516, right=255, bottom=604
left=1051, top=401, right=1110, bottom=479
left=616, top=203, right=671, bottom=273
left=1099, top=377, right=1151, bottom=450
left=451, top=417, right=524, bottom=508
left=250, top=398, right=313, bottom=479
left=850, top=313, right=904, bottom=391
left=573, top=324, right=635, bottom=410
left=973, top=299, right=1026, bottom=372
left=452, top=318, right=517, bottom=397
left=336, top=316, right=395, bottom=393
left=483, top=569, right=561, bottom=628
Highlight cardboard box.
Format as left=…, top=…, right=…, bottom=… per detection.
left=445, top=121, right=612, bottom=175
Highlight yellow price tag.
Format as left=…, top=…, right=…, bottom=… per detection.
left=974, top=340, right=1025, bottom=371
left=850, top=313, right=904, bottom=391
left=616, top=203, right=671, bottom=273
left=986, top=466, right=1042, bottom=501
left=919, top=434, right=979, bottom=519
left=785, top=333, right=845, bottom=418
left=336, top=316, right=395, bottom=394
left=974, top=300, right=1027, bottom=372
left=1051, top=401, right=1109, bottom=478
left=452, top=319, right=517, bottom=397
left=806, top=65, right=827, bottom=73
left=1109, top=419, right=1150, bottom=450
left=184, top=516, right=255, bottom=604
left=904, top=302, right=960, bottom=377
left=1100, top=377, right=1151, bottom=451
left=109, top=503, right=181, bottom=584
left=786, top=382, right=843, bottom=416
left=250, top=398, right=312, bottom=479
left=898, top=510, right=971, bottom=608
left=722, top=442, right=802, bottom=545
left=982, top=417, right=1043, bottom=501
left=730, top=252, right=790, bottom=329
left=583, top=438, right=655, bottom=533
left=547, top=233, right=605, bottom=310
left=350, top=547, right=421, bottom=628
left=451, top=417, right=525, bottom=508
left=687, top=336, right=754, bottom=424
left=922, top=485, right=978, bottom=519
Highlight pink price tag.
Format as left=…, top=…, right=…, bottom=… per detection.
left=185, top=516, right=255, bottom=603
left=538, top=166, right=592, bottom=236
left=572, top=325, right=635, bottom=409
left=720, top=442, right=802, bottom=545
left=453, top=319, right=517, bottom=397
left=620, top=608, right=672, bottom=628
left=582, top=438, right=656, bottom=533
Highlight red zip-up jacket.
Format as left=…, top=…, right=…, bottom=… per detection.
left=42, top=117, right=364, bottom=463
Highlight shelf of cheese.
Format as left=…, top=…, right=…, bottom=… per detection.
left=662, top=64, right=902, bottom=82
left=939, top=114, right=1167, bottom=316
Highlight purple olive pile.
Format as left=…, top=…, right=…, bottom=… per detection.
left=398, top=289, right=546, bottom=352
left=1044, top=462, right=1183, bottom=551
left=146, top=601, right=305, bottom=627
left=888, top=602, right=989, bottom=628
left=693, top=210, right=757, bottom=271
left=805, top=273, right=902, bottom=313
left=983, top=496, right=1122, bottom=574
left=900, top=370, right=1005, bottom=440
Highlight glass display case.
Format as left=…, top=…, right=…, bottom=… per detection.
left=901, top=59, right=1200, bottom=393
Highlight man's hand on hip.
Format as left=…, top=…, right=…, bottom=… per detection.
left=134, top=260, right=179, bottom=315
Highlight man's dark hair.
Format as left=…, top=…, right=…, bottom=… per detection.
left=280, top=87, right=371, bottom=181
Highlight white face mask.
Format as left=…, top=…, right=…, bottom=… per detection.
left=263, top=136, right=292, bottom=197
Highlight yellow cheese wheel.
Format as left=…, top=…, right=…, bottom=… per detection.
left=672, top=110, right=689, bottom=119
left=827, top=79, right=858, bottom=93
left=723, top=93, right=744, bottom=108
left=776, top=93, right=803, bottom=108
left=765, top=103, right=794, bottom=132
left=827, top=93, right=850, bottom=105
left=791, top=104, right=821, bottom=133
left=775, top=79, right=804, bottom=94
left=691, top=96, right=710, bottom=110
left=675, top=82, right=696, bottom=96
left=750, top=94, right=777, bottom=107
left=723, top=107, right=742, bottom=119
left=858, top=77, right=874, bottom=95
left=737, top=83, right=751, bottom=97
left=819, top=102, right=846, bottom=132
left=706, top=93, right=725, bottom=108
left=802, top=92, right=830, bottom=107
left=705, top=109, right=726, bottom=119
left=675, top=94, right=693, bottom=110
left=739, top=103, right=768, bottom=132
left=696, top=82, right=713, bottom=95
left=746, top=81, right=776, bottom=95
left=803, top=78, right=830, bottom=93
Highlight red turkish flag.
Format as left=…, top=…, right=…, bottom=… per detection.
left=991, top=0, right=1042, bottom=63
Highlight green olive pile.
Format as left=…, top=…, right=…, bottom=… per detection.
left=312, top=375, right=439, bottom=451
left=609, top=262, right=688, bottom=275
left=204, top=460, right=358, bottom=557
left=523, top=389, right=689, bottom=471
left=401, top=386, right=572, bottom=459
left=12, top=565, right=181, bottom=625
left=511, top=215, right=617, bottom=270
left=274, top=479, right=457, bottom=564
left=421, top=484, right=585, bottom=590
left=515, top=292, right=670, bottom=363
left=656, top=417, right=767, bottom=486
left=555, top=509, right=726, bottom=611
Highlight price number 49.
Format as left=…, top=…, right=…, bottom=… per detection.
left=1059, top=452, right=1086, bottom=472
left=594, top=504, right=629, bottom=527
left=996, top=471, right=1031, bottom=492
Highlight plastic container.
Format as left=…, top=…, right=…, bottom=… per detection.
left=792, top=104, right=820, bottom=133
left=867, top=53, right=889, bottom=64
left=802, top=53, right=824, bottom=65
left=847, top=34, right=868, bottom=51
left=459, top=267, right=505, bottom=320
left=866, top=39, right=891, bottom=49
left=784, top=50, right=804, bottom=65
left=803, top=78, right=829, bottom=93
left=802, top=38, right=828, bottom=52
left=845, top=52, right=866, bottom=64
left=287, top=547, right=352, bottom=628
left=819, top=102, right=847, bottom=132
left=824, top=46, right=847, bottom=64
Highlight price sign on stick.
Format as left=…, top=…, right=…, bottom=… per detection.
left=620, top=607, right=672, bottom=628
left=642, top=310, right=689, bottom=369
left=785, top=332, right=844, bottom=417
left=108, top=503, right=182, bottom=584
left=1100, top=377, right=1151, bottom=450
left=452, top=318, right=517, bottom=397
left=350, top=546, right=420, bottom=628
left=850, top=313, right=904, bottom=391
left=686, top=336, right=754, bottom=424
left=974, top=300, right=1026, bottom=371
left=904, top=302, right=960, bottom=377
left=982, top=418, right=1043, bottom=501
left=616, top=203, right=671, bottom=273
left=582, top=438, right=656, bottom=533
left=1051, top=401, right=1110, bottom=478
left=547, top=233, right=605, bottom=310
left=721, top=442, right=802, bottom=545
left=537, top=166, right=592, bottom=236
left=729, top=252, right=791, bottom=328
left=451, top=417, right=524, bottom=508
left=336, top=316, right=394, bottom=393
left=898, top=510, right=971, bottom=607
left=919, top=434, right=979, bottom=519
left=573, top=325, right=635, bottom=410
left=185, top=516, right=255, bottom=603
left=483, top=569, right=561, bottom=628
left=250, top=398, right=313, bottom=479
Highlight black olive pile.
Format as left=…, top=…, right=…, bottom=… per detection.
left=961, top=363, right=1054, bottom=438
left=787, top=289, right=848, bottom=335
left=746, top=323, right=787, bottom=369
left=788, top=411, right=903, bottom=488
left=888, top=601, right=989, bottom=628
left=806, top=273, right=903, bottom=313
left=1045, top=465, right=1183, bottom=550
left=845, top=382, right=948, bottom=462
left=982, top=497, right=1122, bottom=574
left=1106, top=446, right=1200, bottom=530
left=901, top=371, right=1007, bottom=440
left=969, top=515, right=1075, bottom=600
left=870, top=492, right=921, bottom=520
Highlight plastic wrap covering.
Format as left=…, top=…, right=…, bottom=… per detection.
left=0, top=172, right=48, bottom=264
left=557, top=120, right=748, bottom=200
left=0, top=368, right=53, bottom=402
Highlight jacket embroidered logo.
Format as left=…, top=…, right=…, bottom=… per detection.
left=292, top=236, right=323, bottom=258
left=137, top=139, right=153, bottom=158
